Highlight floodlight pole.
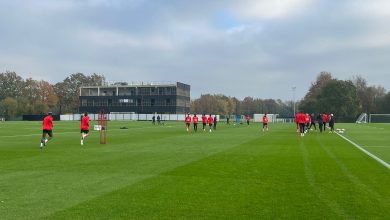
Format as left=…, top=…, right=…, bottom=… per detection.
left=292, top=87, right=296, bottom=116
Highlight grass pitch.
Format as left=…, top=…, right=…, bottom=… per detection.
left=0, top=121, right=389, bottom=219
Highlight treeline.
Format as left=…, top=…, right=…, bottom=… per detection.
left=1, top=71, right=389, bottom=120
left=0, top=71, right=105, bottom=118
left=190, top=72, right=390, bottom=120
left=190, top=94, right=293, bottom=117
left=299, top=72, right=390, bottom=120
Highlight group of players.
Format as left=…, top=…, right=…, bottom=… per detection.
left=184, top=113, right=269, bottom=132
left=40, top=112, right=271, bottom=149
left=184, top=114, right=216, bottom=133
left=40, top=112, right=90, bottom=149
left=295, top=111, right=335, bottom=137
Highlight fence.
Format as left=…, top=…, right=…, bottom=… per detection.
left=60, top=113, right=218, bottom=121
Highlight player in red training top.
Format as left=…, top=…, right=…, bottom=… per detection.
left=202, top=114, right=207, bottom=131
left=185, top=114, right=191, bottom=132
left=40, top=112, right=53, bottom=149
left=246, top=115, right=250, bottom=125
left=192, top=114, right=199, bottom=132
left=207, top=114, right=214, bottom=133
left=295, top=113, right=299, bottom=132
left=262, top=114, right=269, bottom=132
left=322, top=112, right=328, bottom=131
left=81, top=112, right=90, bottom=145
left=304, top=113, right=311, bottom=133
left=298, top=112, right=306, bottom=137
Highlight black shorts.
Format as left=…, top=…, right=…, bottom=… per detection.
left=81, top=129, right=89, bottom=134
left=43, top=129, right=53, bottom=137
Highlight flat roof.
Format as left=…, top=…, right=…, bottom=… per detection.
left=81, top=82, right=188, bottom=89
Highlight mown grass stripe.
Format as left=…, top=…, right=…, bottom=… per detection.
left=336, top=132, right=390, bottom=169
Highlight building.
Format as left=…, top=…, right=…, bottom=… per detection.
left=79, top=82, right=190, bottom=114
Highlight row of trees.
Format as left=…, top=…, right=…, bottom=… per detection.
left=190, top=94, right=293, bottom=117
left=1, top=70, right=389, bottom=121
left=190, top=72, right=390, bottom=121
left=299, top=72, right=390, bottom=120
left=0, top=71, right=105, bottom=118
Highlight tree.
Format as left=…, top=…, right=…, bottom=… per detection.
left=54, top=73, right=105, bottom=113
left=300, top=72, right=334, bottom=112
left=352, top=75, right=385, bottom=113
left=0, top=71, right=25, bottom=100
left=316, top=80, right=360, bottom=119
left=1, top=97, right=18, bottom=118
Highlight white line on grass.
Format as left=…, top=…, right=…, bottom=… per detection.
left=336, top=132, right=390, bottom=169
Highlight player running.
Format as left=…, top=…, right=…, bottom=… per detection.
left=193, top=114, right=199, bottom=132
left=40, top=112, right=53, bottom=149
left=81, top=112, right=90, bottom=145
left=185, top=114, right=191, bottom=132
left=207, top=114, right=214, bottom=133
left=262, top=114, right=268, bottom=132
left=202, top=114, right=207, bottom=131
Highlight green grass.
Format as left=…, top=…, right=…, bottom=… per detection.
left=0, top=121, right=389, bottom=219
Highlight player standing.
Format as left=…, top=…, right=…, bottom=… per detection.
left=322, top=112, right=328, bottom=131
left=193, top=114, right=199, bottom=132
left=81, top=112, right=90, bottom=145
left=213, top=115, right=218, bottom=130
left=207, top=114, right=214, bottom=133
left=202, top=114, right=207, bottom=131
left=295, top=113, right=299, bottom=132
left=246, top=115, right=250, bottom=125
left=328, top=114, right=335, bottom=133
left=304, top=113, right=311, bottom=133
left=185, top=114, right=191, bottom=132
left=317, top=113, right=323, bottom=133
left=157, top=115, right=161, bottom=125
left=262, top=114, right=268, bottom=132
left=40, top=112, right=53, bottom=149
left=298, top=111, right=306, bottom=137
left=309, top=113, right=317, bottom=130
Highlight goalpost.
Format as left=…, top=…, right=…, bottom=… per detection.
left=356, top=113, right=368, bottom=123
left=368, top=114, right=390, bottom=123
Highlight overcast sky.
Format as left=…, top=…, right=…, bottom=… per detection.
left=1, top=0, right=389, bottom=100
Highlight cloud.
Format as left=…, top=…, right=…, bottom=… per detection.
left=231, top=0, right=313, bottom=20
left=0, top=0, right=390, bottom=101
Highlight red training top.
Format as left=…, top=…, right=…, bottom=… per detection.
left=81, top=115, right=90, bottom=130
left=43, top=115, right=53, bottom=130
left=305, top=115, right=311, bottom=123
left=208, top=116, right=214, bottom=124
left=193, top=116, right=199, bottom=124
left=322, top=113, right=328, bottom=123
left=185, top=116, right=191, bottom=124
left=202, top=115, right=207, bottom=123
left=246, top=116, right=250, bottom=121
left=298, top=113, right=306, bottom=124
left=263, top=116, right=268, bottom=124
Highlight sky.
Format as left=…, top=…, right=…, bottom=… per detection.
left=1, top=0, right=390, bottom=101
